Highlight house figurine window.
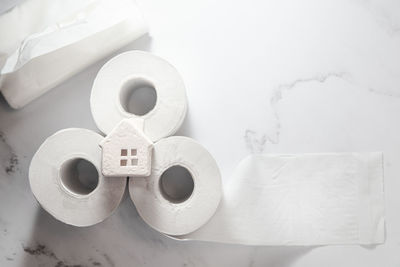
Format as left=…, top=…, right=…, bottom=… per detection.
left=120, top=149, right=138, bottom=167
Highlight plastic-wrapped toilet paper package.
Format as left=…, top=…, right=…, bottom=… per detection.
left=29, top=128, right=126, bottom=227
left=90, top=51, right=187, bottom=142
left=0, top=0, right=148, bottom=108
left=130, top=137, right=384, bottom=245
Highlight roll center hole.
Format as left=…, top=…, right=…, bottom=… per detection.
left=159, top=165, right=194, bottom=203
left=60, top=158, right=99, bottom=195
left=120, top=78, right=157, bottom=116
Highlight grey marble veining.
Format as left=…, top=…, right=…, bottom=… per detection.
left=1, top=0, right=400, bottom=266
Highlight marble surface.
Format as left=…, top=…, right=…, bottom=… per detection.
left=1, top=0, right=400, bottom=266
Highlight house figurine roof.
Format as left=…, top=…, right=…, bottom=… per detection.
left=100, top=118, right=153, bottom=177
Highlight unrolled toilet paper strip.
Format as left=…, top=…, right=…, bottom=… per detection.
left=29, top=128, right=126, bottom=227
left=0, top=0, right=148, bottom=108
left=90, top=51, right=187, bottom=142
left=178, top=153, right=385, bottom=245
left=130, top=137, right=384, bottom=245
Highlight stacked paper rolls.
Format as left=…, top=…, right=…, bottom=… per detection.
left=29, top=51, right=385, bottom=245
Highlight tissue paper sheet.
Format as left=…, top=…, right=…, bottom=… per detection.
left=177, top=153, right=384, bottom=245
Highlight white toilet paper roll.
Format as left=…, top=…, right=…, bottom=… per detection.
left=90, top=51, right=187, bottom=142
left=130, top=136, right=385, bottom=245
left=129, top=136, right=222, bottom=235
left=29, top=128, right=126, bottom=227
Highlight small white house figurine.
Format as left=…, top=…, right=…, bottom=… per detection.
left=100, top=118, right=153, bottom=177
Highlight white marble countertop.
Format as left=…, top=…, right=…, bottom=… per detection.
left=1, top=0, right=400, bottom=266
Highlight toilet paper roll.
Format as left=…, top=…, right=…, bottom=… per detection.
left=130, top=137, right=385, bottom=245
left=90, top=51, right=187, bottom=142
left=129, top=136, right=222, bottom=235
left=29, top=128, right=126, bottom=227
